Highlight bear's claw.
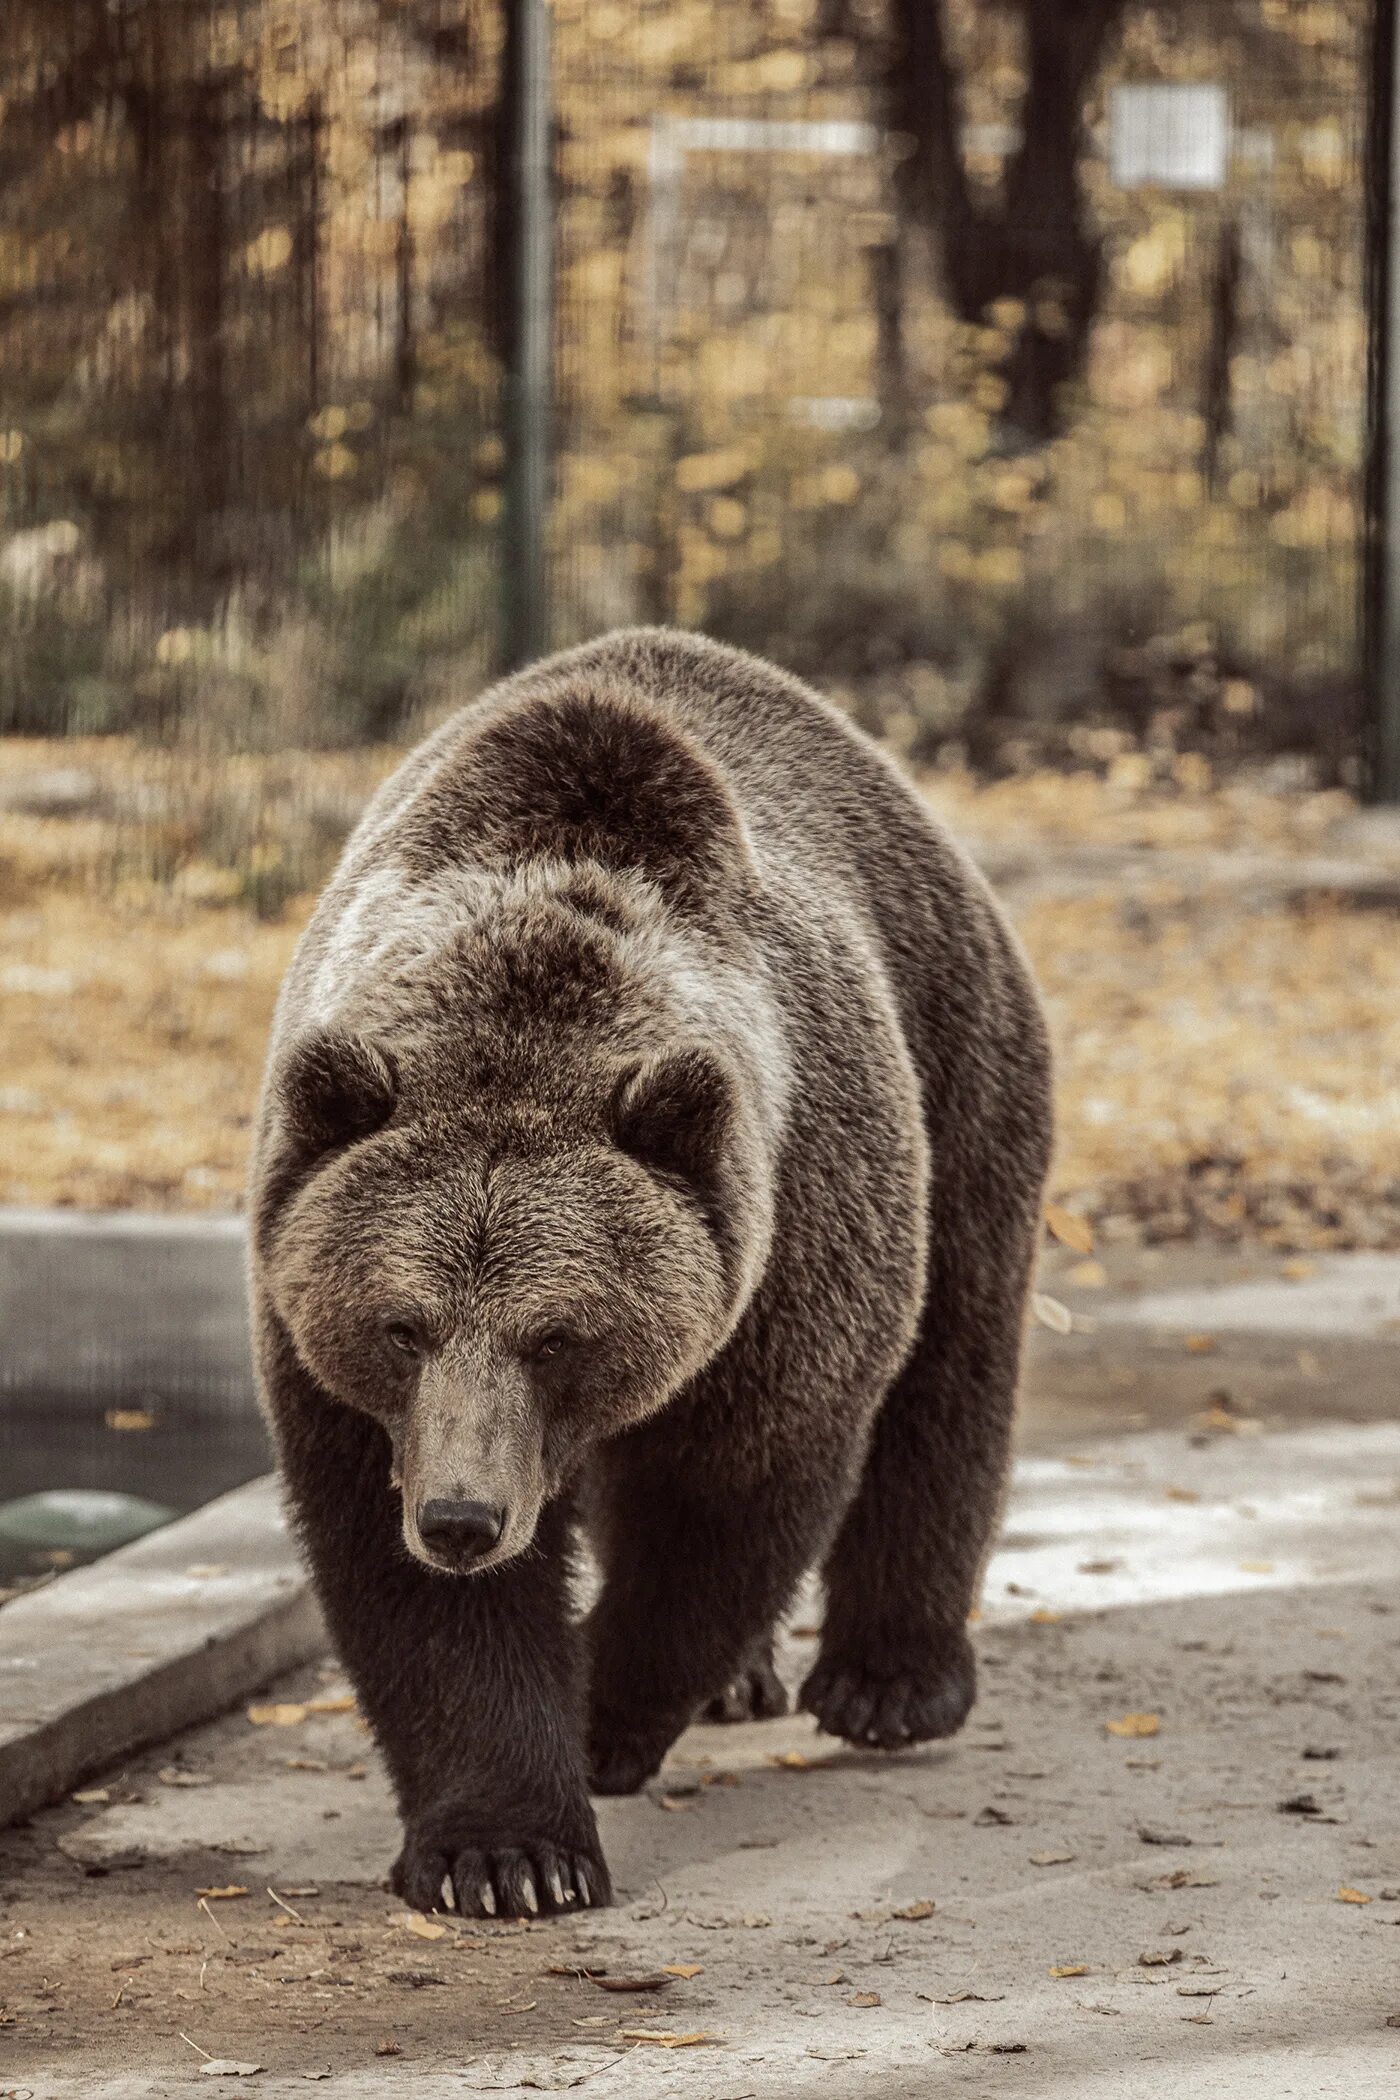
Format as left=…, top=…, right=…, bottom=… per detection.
left=391, top=1830, right=611, bottom=1919
left=800, top=1642, right=975, bottom=1751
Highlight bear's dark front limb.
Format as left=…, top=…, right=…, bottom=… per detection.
left=585, top=1437, right=843, bottom=1794
left=257, top=1303, right=607, bottom=1917
left=801, top=1052, right=1051, bottom=1752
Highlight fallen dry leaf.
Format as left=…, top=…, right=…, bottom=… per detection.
left=1066, top=1258, right=1108, bottom=1288
left=1139, top=1949, right=1184, bottom=1967
left=891, top=1899, right=936, bottom=1921
left=374, top=2038, right=402, bottom=2057
left=1032, top=1292, right=1073, bottom=1335
left=396, top=1912, right=447, bottom=1940
left=1192, top=1405, right=1262, bottom=1438
left=848, top=1992, right=882, bottom=2008
left=1030, top=1608, right=1063, bottom=1626
left=195, top=1886, right=249, bottom=1901
left=939, top=2039, right=1027, bottom=2055
left=1049, top=1964, right=1089, bottom=1979
left=1030, top=1850, right=1076, bottom=1867
left=619, top=2030, right=720, bottom=2049
left=247, top=1703, right=308, bottom=1728
left=1106, top=1712, right=1161, bottom=1739
left=1046, top=1204, right=1094, bottom=1254
left=591, top=1974, right=673, bottom=1994
left=105, top=1408, right=154, bottom=1432
left=1337, top=1886, right=1373, bottom=1905
left=768, top=1751, right=812, bottom=1770
left=72, top=1787, right=110, bottom=1805
left=661, top=1964, right=704, bottom=1980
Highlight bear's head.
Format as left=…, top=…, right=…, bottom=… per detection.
left=256, top=877, right=777, bottom=1575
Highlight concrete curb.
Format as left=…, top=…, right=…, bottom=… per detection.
left=0, top=1473, right=322, bottom=1828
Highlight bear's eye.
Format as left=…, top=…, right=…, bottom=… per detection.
left=383, top=1319, right=425, bottom=1360
left=528, top=1327, right=574, bottom=1364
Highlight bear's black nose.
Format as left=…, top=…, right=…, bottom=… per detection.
left=417, top=1498, right=505, bottom=1564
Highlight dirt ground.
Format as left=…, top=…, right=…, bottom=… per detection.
left=4, top=738, right=1400, bottom=1246
left=6, top=1402, right=1400, bottom=2098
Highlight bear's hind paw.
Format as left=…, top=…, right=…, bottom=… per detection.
left=587, top=1729, right=670, bottom=1796
left=703, top=1641, right=789, bottom=1725
left=800, top=1641, right=974, bottom=1751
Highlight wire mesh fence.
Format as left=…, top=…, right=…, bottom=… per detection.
left=0, top=0, right=1377, bottom=781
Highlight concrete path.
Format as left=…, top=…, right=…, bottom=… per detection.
left=5, top=1407, right=1400, bottom=2097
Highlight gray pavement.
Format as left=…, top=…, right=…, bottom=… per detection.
left=5, top=1403, right=1400, bottom=2097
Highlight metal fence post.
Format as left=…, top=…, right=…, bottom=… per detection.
left=1365, top=0, right=1400, bottom=799
left=501, top=0, right=553, bottom=671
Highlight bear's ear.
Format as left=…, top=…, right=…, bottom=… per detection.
left=278, top=1028, right=397, bottom=1154
left=614, top=1047, right=734, bottom=1191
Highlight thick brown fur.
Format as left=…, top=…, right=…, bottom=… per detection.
left=249, top=627, right=1053, bottom=1920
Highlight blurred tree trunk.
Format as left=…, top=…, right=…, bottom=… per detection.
left=296, top=93, right=325, bottom=418
left=180, top=75, right=231, bottom=564
left=869, top=238, right=912, bottom=444
left=391, top=116, right=418, bottom=413
left=886, top=0, right=1128, bottom=443
left=123, top=7, right=234, bottom=594
left=1202, top=217, right=1242, bottom=491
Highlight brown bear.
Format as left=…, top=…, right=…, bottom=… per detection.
left=250, top=627, right=1053, bottom=1921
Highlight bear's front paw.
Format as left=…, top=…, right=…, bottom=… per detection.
left=391, top=1813, right=611, bottom=1919
left=800, top=1632, right=975, bottom=1751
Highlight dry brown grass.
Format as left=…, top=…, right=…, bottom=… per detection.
left=4, top=738, right=1399, bottom=1244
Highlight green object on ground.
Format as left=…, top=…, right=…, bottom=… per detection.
left=0, top=1489, right=175, bottom=1556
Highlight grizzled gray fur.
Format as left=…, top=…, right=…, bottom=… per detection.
left=250, top=627, right=1053, bottom=1919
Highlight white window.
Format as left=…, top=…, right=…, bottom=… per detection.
left=1110, top=83, right=1231, bottom=192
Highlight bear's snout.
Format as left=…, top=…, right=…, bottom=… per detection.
left=416, top=1496, right=506, bottom=1569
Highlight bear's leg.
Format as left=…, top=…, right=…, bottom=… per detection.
left=800, top=1180, right=1044, bottom=1752
left=585, top=1451, right=840, bottom=1794
left=703, top=1630, right=789, bottom=1724
left=258, top=1303, right=608, bottom=1916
